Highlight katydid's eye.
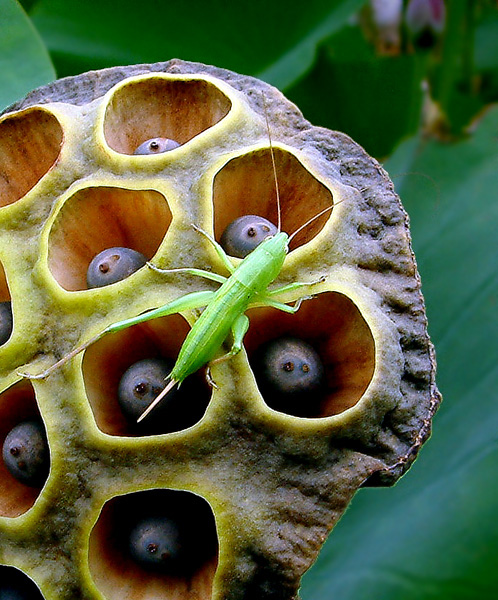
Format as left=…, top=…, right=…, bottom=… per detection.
left=220, top=215, right=277, bottom=258
left=253, top=336, right=326, bottom=417
left=133, top=137, right=180, bottom=155
left=0, top=301, right=13, bottom=346
left=128, top=515, right=185, bottom=573
left=86, top=247, right=147, bottom=288
left=2, top=420, right=49, bottom=487
left=118, top=358, right=179, bottom=429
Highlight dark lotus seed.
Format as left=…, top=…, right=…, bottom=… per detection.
left=0, top=301, right=13, bottom=346
left=118, top=358, right=180, bottom=429
left=0, top=566, right=44, bottom=600
left=128, top=516, right=185, bottom=573
left=0, top=584, right=33, bottom=600
left=0, top=583, right=39, bottom=600
left=86, top=247, right=147, bottom=288
left=0, top=587, right=29, bottom=600
left=133, top=137, right=180, bottom=155
left=253, top=336, right=326, bottom=417
left=220, top=215, right=278, bottom=258
left=2, top=420, right=49, bottom=487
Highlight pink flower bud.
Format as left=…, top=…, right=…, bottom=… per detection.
left=406, top=0, right=446, bottom=35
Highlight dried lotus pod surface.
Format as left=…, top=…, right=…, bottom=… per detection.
left=0, top=59, right=440, bottom=600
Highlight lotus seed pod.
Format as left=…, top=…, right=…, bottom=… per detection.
left=0, top=60, right=440, bottom=600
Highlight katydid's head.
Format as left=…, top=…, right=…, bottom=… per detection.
left=257, top=230, right=289, bottom=258
left=240, top=230, right=289, bottom=288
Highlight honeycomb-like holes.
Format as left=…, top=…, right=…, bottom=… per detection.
left=245, top=292, right=375, bottom=418
left=0, top=565, right=44, bottom=598
left=48, top=186, right=172, bottom=291
left=103, top=77, right=232, bottom=154
left=0, top=262, right=13, bottom=346
left=89, top=489, right=218, bottom=600
left=0, top=381, right=49, bottom=517
left=0, top=107, right=63, bottom=207
left=82, top=314, right=210, bottom=436
left=213, top=148, right=334, bottom=253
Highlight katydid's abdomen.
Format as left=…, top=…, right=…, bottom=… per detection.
left=169, top=231, right=289, bottom=384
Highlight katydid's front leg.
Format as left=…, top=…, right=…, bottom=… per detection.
left=147, top=224, right=236, bottom=284
left=191, top=224, right=236, bottom=274
left=18, top=290, right=216, bottom=380
left=147, top=263, right=228, bottom=285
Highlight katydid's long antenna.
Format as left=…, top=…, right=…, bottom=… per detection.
left=262, top=93, right=281, bottom=233
left=288, top=202, right=342, bottom=243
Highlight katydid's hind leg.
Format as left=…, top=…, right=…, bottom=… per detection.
left=107, top=290, right=216, bottom=332
left=206, top=314, right=250, bottom=386
left=147, top=263, right=227, bottom=285
left=17, top=329, right=108, bottom=380
left=18, top=290, right=215, bottom=381
left=192, top=224, right=236, bottom=274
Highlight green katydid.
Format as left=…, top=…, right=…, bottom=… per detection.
left=19, top=102, right=336, bottom=423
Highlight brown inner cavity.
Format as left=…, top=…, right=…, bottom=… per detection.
left=103, top=78, right=231, bottom=154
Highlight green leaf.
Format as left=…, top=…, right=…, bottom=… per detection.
left=430, top=2, right=485, bottom=134
left=30, top=0, right=366, bottom=89
left=475, top=11, right=498, bottom=70
left=287, top=25, right=426, bottom=158
left=0, top=0, right=55, bottom=111
left=301, top=107, right=498, bottom=599
left=473, top=10, right=498, bottom=104
left=255, top=0, right=367, bottom=89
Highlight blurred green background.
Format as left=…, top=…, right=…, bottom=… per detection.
left=1, top=1, right=497, bottom=598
